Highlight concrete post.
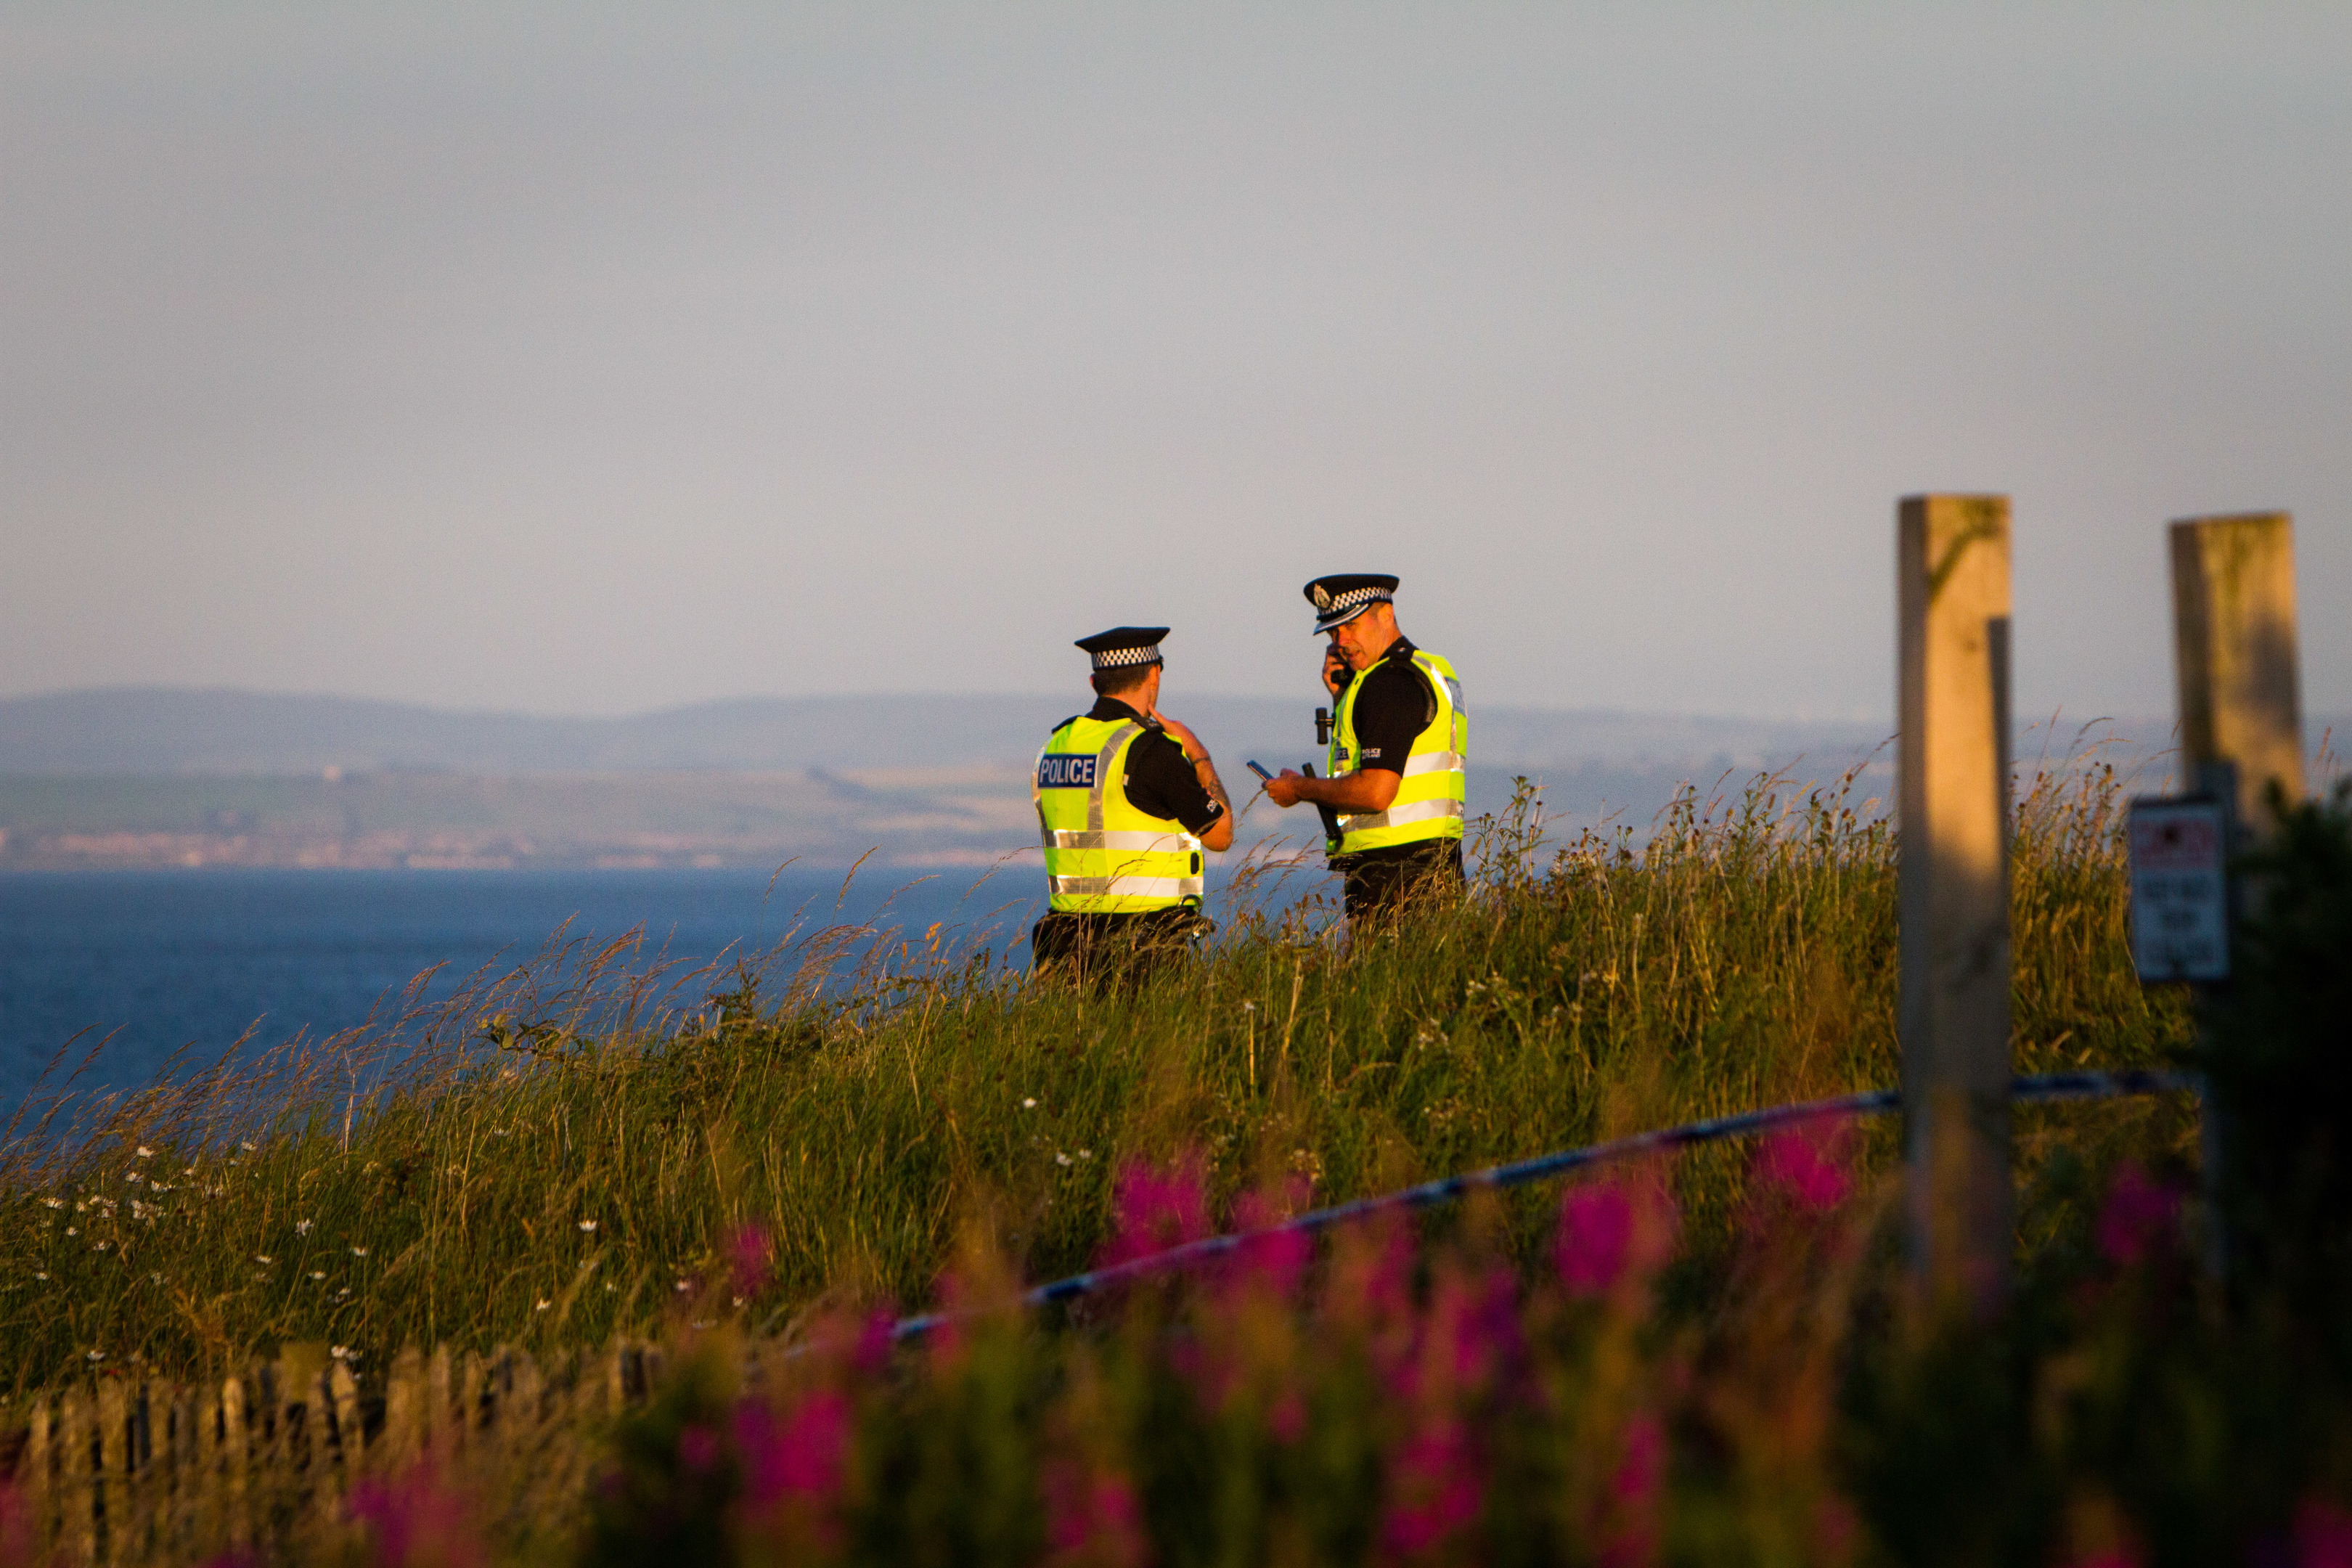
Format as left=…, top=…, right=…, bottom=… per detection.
left=1898, top=494, right=2014, bottom=1309
left=2171, top=513, right=2304, bottom=835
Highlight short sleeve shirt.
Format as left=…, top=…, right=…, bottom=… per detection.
left=1341, top=638, right=1434, bottom=777
left=1086, top=698, right=1226, bottom=836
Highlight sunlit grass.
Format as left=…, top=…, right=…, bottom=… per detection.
left=0, top=743, right=2193, bottom=1396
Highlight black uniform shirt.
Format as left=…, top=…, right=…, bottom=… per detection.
left=1076, top=697, right=1225, bottom=836
left=1339, top=637, right=1434, bottom=777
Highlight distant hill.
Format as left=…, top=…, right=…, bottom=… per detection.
left=9, top=687, right=2329, bottom=871
left=0, top=687, right=1901, bottom=775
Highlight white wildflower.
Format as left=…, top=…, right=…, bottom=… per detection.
left=350, top=1246, right=367, bottom=1257
left=534, top=1299, right=551, bottom=1312
left=1022, top=1097, right=1037, bottom=1109
left=94, top=1241, right=109, bottom=1251
left=675, top=1280, right=691, bottom=1293
left=578, top=1220, right=597, bottom=1233
left=136, top=1146, right=154, bottom=1158
left=732, top=1296, right=746, bottom=1307
left=43, top=1197, right=62, bottom=1209
left=65, top=1227, right=78, bottom=1236
left=1077, top=1149, right=1093, bottom=1161
left=295, top=1220, right=314, bottom=1236
left=1055, top=1153, right=1072, bottom=1167
left=240, top=1140, right=257, bottom=1151
left=35, top=1272, right=48, bottom=1281
left=256, top=1254, right=272, bottom=1264
left=310, top=1270, right=326, bottom=1281
left=331, top=1345, right=349, bottom=1359
left=87, top=1350, right=103, bottom=1362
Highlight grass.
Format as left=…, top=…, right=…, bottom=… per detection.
left=0, top=740, right=2193, bottom=1397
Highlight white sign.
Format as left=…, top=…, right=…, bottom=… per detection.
left=2128, top=797, right=2231, bottom=984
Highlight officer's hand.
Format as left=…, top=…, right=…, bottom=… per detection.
left=1266, top=768, right=1305, bottom=808
left=1156, top=715, right=1206, bottom=762
left=1321, top=645, right=1349, bottom=698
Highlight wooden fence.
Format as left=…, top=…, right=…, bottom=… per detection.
left=4, top=1342, right=666, bottom=1564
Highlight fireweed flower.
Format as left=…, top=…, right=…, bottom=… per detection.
left=1596, top=1413, right=1667, bottom=1568
left=1752, top=1119, right=1855, bottom=1213
left=2294, top=1498, right=2352, bottom=1568
left=2096, top=1163, right=2181, bottom=1270
left=1555, top=1169, right=1680, bottom=1301
left=677, top=1424, right=722, bottom=1474
left=1042, top=1460, right=1148, bottom=1568
left=730, top=1222, right=774, bottom=1298
left=1098, top=1153, right=1211, bottom=1270
left=854, top=1309, right=897, bottom=1376
left=735, top=1389, right=852, bottom=1507
left=1379, top=1418, right=1484, bottom=1559
left=1220, top=1182, right=1314, bottom=1304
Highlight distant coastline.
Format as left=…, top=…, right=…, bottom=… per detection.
left=7, top=685, right=2311, bottom=873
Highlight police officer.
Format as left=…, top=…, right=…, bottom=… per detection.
left=1032, top=626, right=1236, bottom=982
left=1265, top=574, right=1467, bottom=923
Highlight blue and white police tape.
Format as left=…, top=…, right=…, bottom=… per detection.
left=885, top=1068, right=2201, bottom=1342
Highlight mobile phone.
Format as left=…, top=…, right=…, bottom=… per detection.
left=1246, top=760, right=1274, bottom=782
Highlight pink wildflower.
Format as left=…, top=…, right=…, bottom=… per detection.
left=1596, top=1413, right=1665, bottom=1568
left=1223, top=1183, right=1314, bottom=1302
left=1042, top=1461, right=1149, bottom=1568
left=1556, top=1170, right=1679, bottom=1300
left=854, top=1307, right=897, bottom=1376
left=1753, top=1119, right=1854, bottom=1213
left=1100, top=1153, right=1212, bottom=1270
left=677, top=1424, right=722, bottom=1474
left=1267, top=1389, right=1307, bottom=1444
left=2295, top=1498, right=2352, bottom=1568
left=736, top=1389, right=852, bottom=1506
left=349, top=1463, right=485, bottom=1568
left=1379, top=1419, right=1483, bottom=1560
left=2096, top=1164, right=2181, bottom=1270
left=730, top=1222, right=775, bottom=1298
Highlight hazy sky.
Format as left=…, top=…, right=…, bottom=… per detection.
left=4, top=2, right=2346, bottom=722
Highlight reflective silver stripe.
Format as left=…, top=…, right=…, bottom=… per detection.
left=1336, top=798, right=1466, bottom=833
left=1400, top=751, right=1465, bottom=777
left=1044, top=830, right=1201, bottom=852
left=1049, top=875, right=1204, bottom=899
left=1088, top=723, right=1142, bottom=833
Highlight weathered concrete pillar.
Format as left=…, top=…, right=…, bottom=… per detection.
left=2171, top=513, right=2304, bottom=835
left=1898, top=494, right=2014, bottom=1308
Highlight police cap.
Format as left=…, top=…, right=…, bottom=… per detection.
left=1302, top=573, right=1398, bottom=634
left=1074, top=626, right=1169, bottom=671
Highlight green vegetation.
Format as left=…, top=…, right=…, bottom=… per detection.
left=40, top=755, right=2352, bottom=1565
left=0, top=756, right=2189, bottom=1392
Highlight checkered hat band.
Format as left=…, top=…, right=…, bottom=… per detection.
left=1091, top=645, right=1164, bottom=671
left=1318, top=587, right=1391, bottom=618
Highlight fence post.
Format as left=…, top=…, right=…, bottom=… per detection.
left=1898, top=494, right=2015, bottom=1310
left=2171, top=513, right=2305, bottom=834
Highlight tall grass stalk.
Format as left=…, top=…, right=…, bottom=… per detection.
left=0, top=750, right=2192, bottom=1395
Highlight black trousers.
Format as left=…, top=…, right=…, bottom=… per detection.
left=1335, top=838, right=1465, bottom=925
left=1030, top=905, right=1209, bottom=989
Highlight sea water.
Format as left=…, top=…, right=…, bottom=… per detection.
left=0, top=862, right=1330, bottom=1116
left=0, top=865, right=1048, bottom=1114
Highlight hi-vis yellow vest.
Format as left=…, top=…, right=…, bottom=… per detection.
left=1034, top=714, right=1206, bottom=915
left=1326, top=648, right=1467, bottom=855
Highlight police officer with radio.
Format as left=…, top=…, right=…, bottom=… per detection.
left=1265, top=574, right=1467, bottom=923
left=1031, top=627, right=1236, bottom=982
